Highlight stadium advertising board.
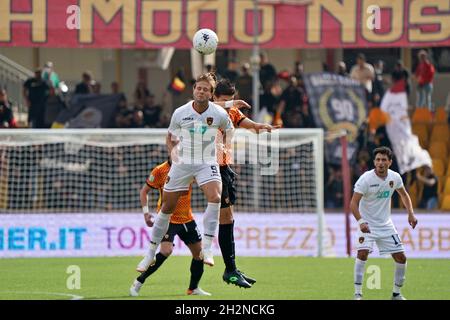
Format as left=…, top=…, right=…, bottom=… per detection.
left=0, top=213, right=448, bottom=258
left=0, top=0, right=449, bottom=49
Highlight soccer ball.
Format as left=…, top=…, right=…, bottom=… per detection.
left=193, top=29, right=218, bottom=55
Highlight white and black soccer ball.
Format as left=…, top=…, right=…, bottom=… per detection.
left=193, top=28, right=218, bottom=55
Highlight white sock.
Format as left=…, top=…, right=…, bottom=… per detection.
left=202, top=235, right=214, bottom=251
left=354, top=258, right=366, bottom=295
left=149, top=212, right=172, bottom=250
left=202, top=202, right=220, bottom=240
left=393, top=262, right=407, bottom=294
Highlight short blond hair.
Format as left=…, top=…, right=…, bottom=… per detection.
left=194, top=73, right=216, bottom=93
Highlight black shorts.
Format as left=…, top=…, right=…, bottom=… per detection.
left=161, top=220, right=202, bottom=245
left=220, top=165, right=237, bottom=209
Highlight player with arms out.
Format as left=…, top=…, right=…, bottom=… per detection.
left=350, top=146, right=418, bottom=300
left=137, top=73, right=233, bottom=272
left=130, top=157, right=210, bottom=297
left=213, top=78, right=279, bottom=288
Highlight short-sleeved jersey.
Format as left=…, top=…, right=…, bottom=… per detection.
left=168, top=101, right=233, bottom=164
left=146, top=161, right=194, bottom=224
left=354, top=169, right=404, bottom=236
left=217, top=106, right=246, bottom=165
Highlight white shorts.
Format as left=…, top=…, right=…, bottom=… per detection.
left=163, top=163, right=221, bottom=192
left=355, top=231, right=405, bottom=255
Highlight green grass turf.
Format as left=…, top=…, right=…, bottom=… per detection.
left=0, top=256, right=448, bottom=300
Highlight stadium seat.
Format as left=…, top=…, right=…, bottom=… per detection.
left=430, top=124, right=449, bottom=143
left=429, top=141, right=448, bottom=163
left=432, top=158, right=445, bottom=177
left=440, top=194, right=450, bottom=210
left=434, top=107, right=448, bottom=124
left=443, top=176, right=450, bottom=195
left=367, top=108, right=389, bottom=133
left=412, top=123, right=429, bottom=149
left=412, top=108, right=433, bottom=124
left=446, top=160, right=450, bottom=176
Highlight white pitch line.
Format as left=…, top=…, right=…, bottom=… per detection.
left=0, top=291, right=84, bottom=300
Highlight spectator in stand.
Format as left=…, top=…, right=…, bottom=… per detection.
left=337, top=61, right=349, bottom=77
left=115, top=96, right=133, bottom=128
left=0, top=88, right=18, bottom=128
left=372, top=60, right=385, bottom=106
left=44, top=86, right=65, bottom=128
left=259, top=51, right=277, bottom=90
left=223, top=58, right=239, bottom=84
left=235, top=63, right=253, bottom=107
left=391, top=61, right=410, bottom=99
left=131, top=110, right=145, bottom=128
left=42, top=61, right=60, bottom=89
left=325, top=165, right=344, bottom=208
left=392, top=60, right=410, bottom=96
left=92, top=81, right=101, bottom=94
left=292, top=61, right=304, bottom=81
left=23, top=68, right=51, bottom=128
left=134, top=80, right=151, bottom=107
left=259, top=81, right=279, bottom=119
left=276, top=77, right=307, bottom=128
left=142, top=94, right=161, bottom=127
left=414, top=50, right=435, bottom=110
left=111, top=81, right=121, bottom=94
left=416, top=166, right=438, bottom=210
left=350, top=53, right=375, bottom=99
left=75, top=71, right=94, bottom=94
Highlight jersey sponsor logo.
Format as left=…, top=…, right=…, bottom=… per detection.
left=207, top=117, right=213, bottom=126
left=376, top=191, right=390, bottom=198
left=149, top=175, right=155, bottom=182
left=369, top=184, right=379, bottom=187
left=188, top=125, right=208, bottom=134
left=182, top=117, right=194, bottom=120
left=389, top=181, right=394, bottom=188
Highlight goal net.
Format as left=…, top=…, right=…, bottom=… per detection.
left=0, top=128, right=329, bottom=256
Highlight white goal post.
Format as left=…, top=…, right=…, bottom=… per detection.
left=0, top=128, right=328, bottom=256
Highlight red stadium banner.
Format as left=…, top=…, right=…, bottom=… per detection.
left=0, top=0, right=449, bottom=49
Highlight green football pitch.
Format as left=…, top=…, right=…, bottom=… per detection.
left=0, top=256, right=448, bottom=300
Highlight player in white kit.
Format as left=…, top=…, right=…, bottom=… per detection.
left=137, top=73, right=233, bottom=272
left=350, top=146, right=418, bottom=300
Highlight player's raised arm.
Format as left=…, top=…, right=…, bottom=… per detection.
left=216, top=99, right=251, bottom=110
left=396, top=186, right=418, bottom=229
left=238, top=117, right=281, bottom=133
left=350, top=192, right=370, bottom=233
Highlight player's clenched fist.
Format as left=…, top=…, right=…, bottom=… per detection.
left=144, top=213, right=154, bottom=227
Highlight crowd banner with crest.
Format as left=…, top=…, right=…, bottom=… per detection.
left=303, top=73, right=368, bottom=165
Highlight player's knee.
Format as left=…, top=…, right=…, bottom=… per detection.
left=207, top=194, right=221, bottom=204
left=394, top=253, right=406, bottom=264
left=160, top=247, right=173, bottom=257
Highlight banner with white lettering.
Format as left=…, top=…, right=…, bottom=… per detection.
left=380, top=90, right=432, bottom=174
left=303, top=73, right=368, bottom=165
left=1, top=213, right=448, bottom=258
